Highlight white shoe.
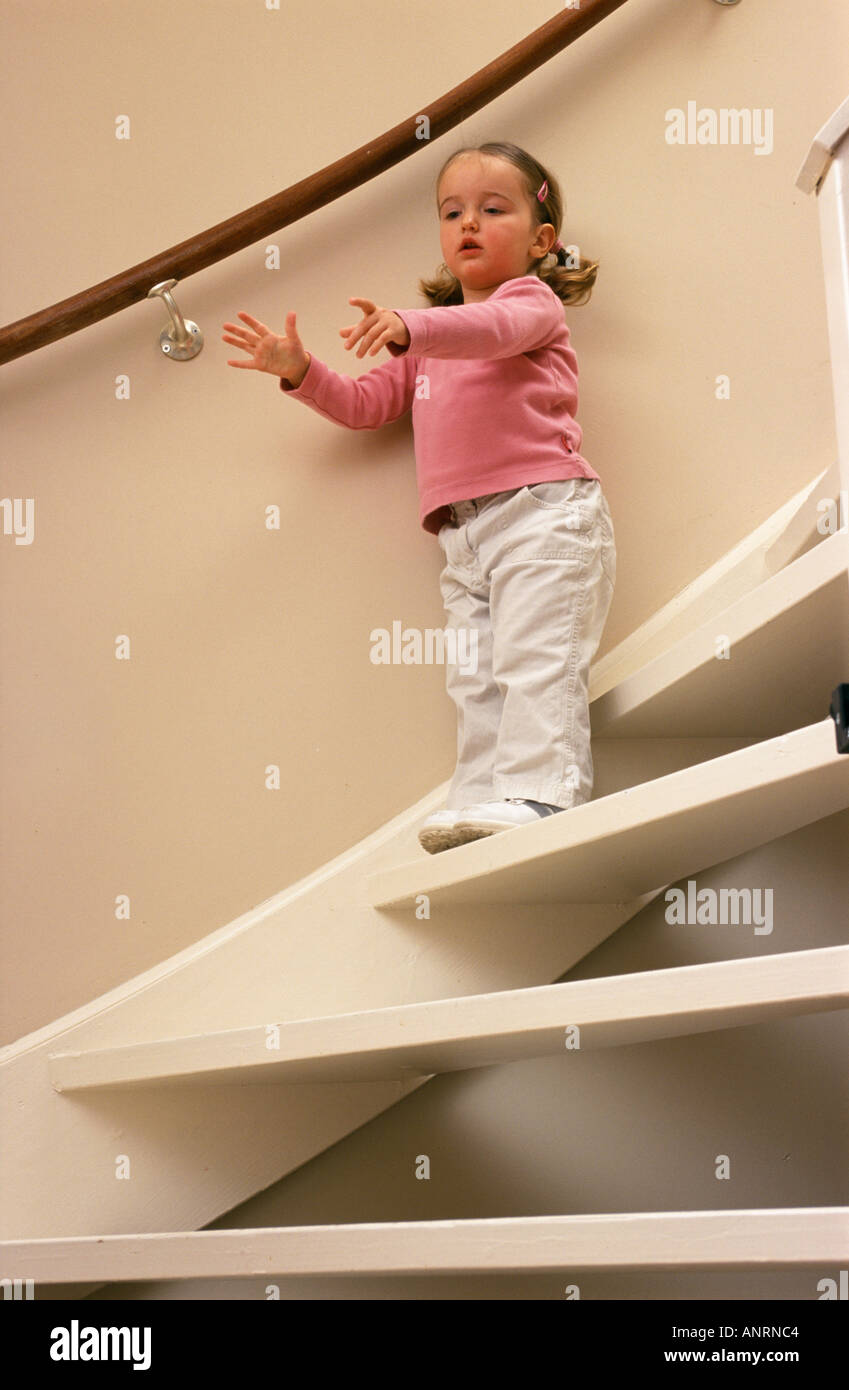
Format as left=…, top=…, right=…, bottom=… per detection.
left=453, top=798, right=565, bottom=843
left=418, top=809, right=467, bottom=854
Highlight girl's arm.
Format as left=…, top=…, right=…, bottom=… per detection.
left=280, top=349, right=416, bottom=432
left=378, top=277, right=565, bottom=362
left=223, top=308, right=416, bottom=430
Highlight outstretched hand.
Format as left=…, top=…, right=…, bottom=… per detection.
left=221, top=310, right=309, bottom=383
left=340, top=298, right=410, bottom=358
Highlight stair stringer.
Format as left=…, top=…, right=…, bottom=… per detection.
left=0, top=777, right=664, bottom=1246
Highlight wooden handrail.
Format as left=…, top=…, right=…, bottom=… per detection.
left=0, top=0, right=628, bottom=367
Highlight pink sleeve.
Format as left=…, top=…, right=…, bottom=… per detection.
left=279, top=350, right=416, bottom=431
left=385, top=277, right=564, bottom=361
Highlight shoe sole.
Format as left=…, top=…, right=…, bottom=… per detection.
left=419, top=817, right=531, bottom=853
left=419, top=819, right=506, bottom=852
left=418, top=825, right=467, bottom=854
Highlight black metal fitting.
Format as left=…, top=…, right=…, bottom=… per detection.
left=829, top=683, right=849, bottom=753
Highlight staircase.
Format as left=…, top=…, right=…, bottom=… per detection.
left=2, top=452, right=848, bottom=1299
left=3, top=57, right=849, bottom=1301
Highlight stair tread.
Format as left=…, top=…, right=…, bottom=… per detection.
left=48, top=945, right=849, bottom=1089
left=591, top=530, right=849, bottom=737
left=588, top=463, right=840, bottom=698
left=368, top=719, right=849, bottom=908
left=4, top=1209, right=846, bottom=1280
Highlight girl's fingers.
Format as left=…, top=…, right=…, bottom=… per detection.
left=359, top=318, right=392, bottom=355
left=221, top=328, right=257, bottom=350
left=368, top=331, right=391, bottom=356
left=347, top=297, right=378, bottom=341
left=237, top=310, right=272, bottom=336
left=343, top=309, right=379, bottom=350
left=221, top=340, right=254, bottom=355
left=343, top=326, right=365, bottom=351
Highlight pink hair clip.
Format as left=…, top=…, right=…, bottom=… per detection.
left=537, top=179, right=548, bottom=202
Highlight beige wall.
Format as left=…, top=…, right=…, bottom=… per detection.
left=2, top=0, right=848, bottom=1044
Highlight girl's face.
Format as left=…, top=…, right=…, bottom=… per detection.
left=437, top=154, right=557, bottom=302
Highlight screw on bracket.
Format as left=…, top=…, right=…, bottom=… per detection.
left=829, top=684, right=849, bottom=753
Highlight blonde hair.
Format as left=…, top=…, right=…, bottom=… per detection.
left=419, top=140, right=598, bottom=308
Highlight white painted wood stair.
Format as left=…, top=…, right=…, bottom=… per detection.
left=367, top=717, right=849, bottom=909
left=47, top=945, right=849, bottom=1089
left=2, top=459, right=848, bottom=1291
left=5, top=1210, right=846, bottom=1285
left=590, top=529, right=849, bottom=739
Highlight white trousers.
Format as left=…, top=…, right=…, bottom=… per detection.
left=437, top=480, right=616, bottom=810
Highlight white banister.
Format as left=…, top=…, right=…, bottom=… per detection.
left=796, top=95, right=849, bottom=546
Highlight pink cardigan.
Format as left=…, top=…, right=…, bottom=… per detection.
left=280, top=274, right=600, bottom=535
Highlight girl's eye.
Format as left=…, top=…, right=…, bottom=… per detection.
left=444, top=208, right=503, bottom=218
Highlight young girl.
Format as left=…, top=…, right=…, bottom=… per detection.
left=222, top=140, right=616, bottom=854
